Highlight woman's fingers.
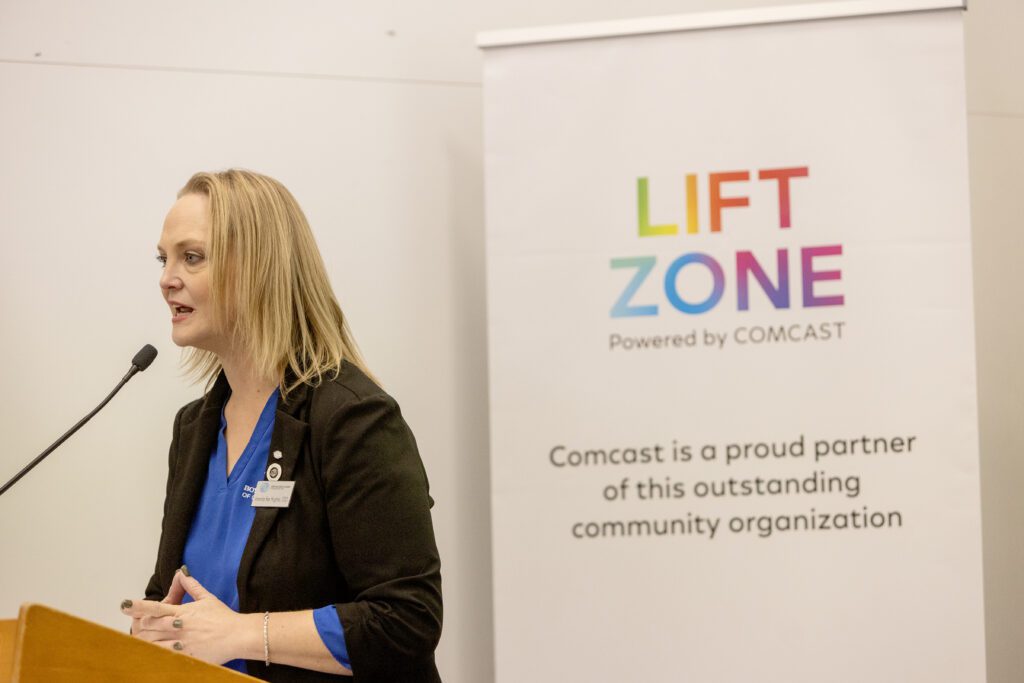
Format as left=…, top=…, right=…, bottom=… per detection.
left=162, top=570, right=186, bottom=604
left=122, top=570, right=237, bottom=665
left=121, top=598, right=178, bottom=620
left=131, top=614, right=185, bottom=640
left=151, top=638, right=189, bottom=655
left=178, top=572, right=214, bottom=601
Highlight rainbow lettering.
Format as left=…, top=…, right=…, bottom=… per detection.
left=611, top=166, right=844, bottom=317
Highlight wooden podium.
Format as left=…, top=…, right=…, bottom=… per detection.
left=0, top=604, right=251, bottom=682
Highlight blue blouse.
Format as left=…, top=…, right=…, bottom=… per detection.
left=181, top=391, right=350, bottom=673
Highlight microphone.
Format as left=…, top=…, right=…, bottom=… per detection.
left=0, top=344, right=159, bottom=497
left=132, top=344, right=158, bottom=373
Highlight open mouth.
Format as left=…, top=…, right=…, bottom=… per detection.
left=171, top=304, right=195, bottom=322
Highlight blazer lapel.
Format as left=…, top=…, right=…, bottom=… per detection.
left=237, top=383, right=310, bottom=606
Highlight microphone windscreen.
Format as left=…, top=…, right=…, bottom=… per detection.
left=131, top=344, right=158, bottom=371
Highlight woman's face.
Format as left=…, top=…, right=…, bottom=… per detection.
left=157, top=193, right=223, bottom=353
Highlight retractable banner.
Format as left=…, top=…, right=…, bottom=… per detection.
left=481, top=2, right=984, bottom=681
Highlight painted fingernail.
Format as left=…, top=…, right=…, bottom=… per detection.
left=173, top=641, right=184, bottom=651
left=180, top=564, right=191, bottom=577
left=173, top=618, right=183, bottom=629
left=120, top=599, right=133, bottom=610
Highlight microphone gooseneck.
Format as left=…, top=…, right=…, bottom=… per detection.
left=0, top=345, right=159, bottom=498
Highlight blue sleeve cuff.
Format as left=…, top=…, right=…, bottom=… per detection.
left=312, top=604, right=351, bottom=669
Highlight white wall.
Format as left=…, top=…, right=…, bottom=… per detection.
left=0, top=1, right=1019, bottom=681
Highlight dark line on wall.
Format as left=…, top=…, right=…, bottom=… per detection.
left=967, top=110, right=1024, bottom=120
left=0, top=57, right=483, bottom=88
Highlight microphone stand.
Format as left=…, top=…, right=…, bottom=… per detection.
left=0, top=346, right=156, bottom=498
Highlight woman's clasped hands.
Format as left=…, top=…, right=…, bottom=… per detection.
left=122, top=565, right=253, bottom=664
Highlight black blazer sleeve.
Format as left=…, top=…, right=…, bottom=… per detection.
left=314, top=392, right=443, bottom=681
left=145, top=405, right=185, bottom=602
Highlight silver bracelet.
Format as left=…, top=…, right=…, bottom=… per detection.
left=263, top=611, right=271, bottom=666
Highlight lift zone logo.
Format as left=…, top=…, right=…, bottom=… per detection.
left=610, top=167, right=843, bottom=352
left=610, top=166, right=844, bottom=319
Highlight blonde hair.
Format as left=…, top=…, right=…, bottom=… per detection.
left=178, top=169, right=375, bottom=398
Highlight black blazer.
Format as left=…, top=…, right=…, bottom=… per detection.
left=146, top=363, right=443, bottom=683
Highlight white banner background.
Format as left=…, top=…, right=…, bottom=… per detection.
left=483, top=6, right=985, bottom=682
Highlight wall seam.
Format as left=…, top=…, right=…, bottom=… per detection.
left=0, top=58, right=483, bottom=89
left=967, top=110, right=1024, bottom=119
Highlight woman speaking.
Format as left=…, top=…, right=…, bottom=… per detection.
left=122, top=170, right=442, bottom=682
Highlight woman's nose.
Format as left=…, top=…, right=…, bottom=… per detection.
left=159, top=265, right=182, bottom=291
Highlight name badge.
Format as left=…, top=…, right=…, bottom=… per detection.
left=251, top=480, right=296, bottom=508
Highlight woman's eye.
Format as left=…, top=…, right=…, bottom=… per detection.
left=155, top=254, right=167, bottom=267
left=184, top=252, right=204, bottom=265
